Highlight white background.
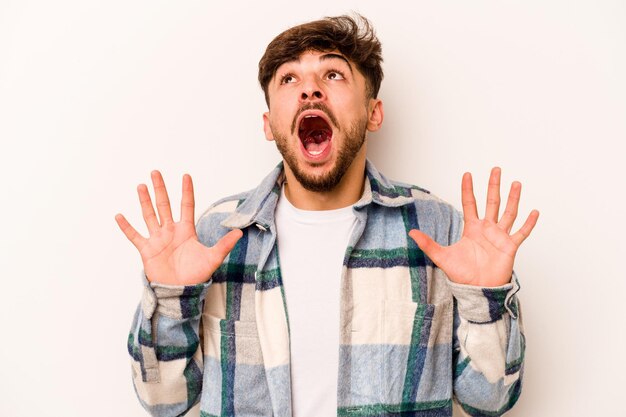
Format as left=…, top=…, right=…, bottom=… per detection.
left=1, top=1, right=624, bottom=416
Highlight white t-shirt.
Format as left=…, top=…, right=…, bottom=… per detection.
left=274, top=185, right=358, bottom=417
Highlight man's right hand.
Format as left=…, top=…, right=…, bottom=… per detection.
left=115, top=171, right=243, bottom=285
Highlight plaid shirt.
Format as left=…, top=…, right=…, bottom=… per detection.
left=128, top=160, right=524, bottom=417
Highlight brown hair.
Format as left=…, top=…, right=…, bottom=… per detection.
left=258, top=14, right=384, bottom=106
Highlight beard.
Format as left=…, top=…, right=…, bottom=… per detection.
left=272, top=110, right=368, bottom=193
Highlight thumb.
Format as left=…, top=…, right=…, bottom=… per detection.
left=408, top=229, right=444, bottom=266
left=210, top=229, right=244, bottom=264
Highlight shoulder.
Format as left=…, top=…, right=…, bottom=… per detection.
left=195, top=189, right=252, bottom=246
left=366, top=160, right=458, bottom=218
left=401, top=179, right=457, bottom=213
left=198, top=190, right=250, bottom=219
left=386, top=177, right=463, bottom=245
left=194, top=162, right=284, bottom=246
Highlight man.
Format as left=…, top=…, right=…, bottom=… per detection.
left=117, top=14, right=538, bottom=417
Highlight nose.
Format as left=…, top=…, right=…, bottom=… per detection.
left=300, top=77, right=324, bottom=102
left=301, top=90, right=323, bottom=101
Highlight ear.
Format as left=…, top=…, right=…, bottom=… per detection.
left=263, top=112, right=275, bottom=141
left=366, top=99, right=384, bottom=132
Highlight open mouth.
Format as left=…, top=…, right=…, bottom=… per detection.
left=298, top=114, right=333, bottom=157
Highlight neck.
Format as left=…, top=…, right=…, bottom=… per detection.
left=283, top=147, right=367, bottom=211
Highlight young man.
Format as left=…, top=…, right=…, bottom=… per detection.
left=117, top=15, right=538, bottom=417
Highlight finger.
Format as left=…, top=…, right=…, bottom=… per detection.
left=511, top=210, right=540, bottom=246
left=151, top=170, right=174, bottom=226
left=208, top=229, right=244, bottom=269
left=115, top=213, right=147, bottom=251
left=461, top=172, right=479, bottom=222
left=180, top=174, right=195, bottom=224
left=408, top=229, right=445, bottom=267
left=498, top=181, right=521, bottom=233
left=484, top=167, right=501, bottom=223
left=137, top=183, right=159, bottom=234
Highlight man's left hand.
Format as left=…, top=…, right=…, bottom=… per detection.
left=409, top=167, right=539, bottom=287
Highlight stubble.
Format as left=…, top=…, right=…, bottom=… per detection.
left=272, top=112, right=368, bottom=193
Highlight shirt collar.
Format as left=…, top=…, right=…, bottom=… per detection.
left=220, top=159, right=415, bottom=230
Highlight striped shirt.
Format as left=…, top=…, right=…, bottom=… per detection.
left=128, top=160, right=524, bottom=417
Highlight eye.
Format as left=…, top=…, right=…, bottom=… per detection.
left=280, top=74, right=297, bottom=84
left=326, top=70, right=345, bottom=81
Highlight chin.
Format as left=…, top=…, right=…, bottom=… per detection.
left=274, top=108, right=368, bottom=193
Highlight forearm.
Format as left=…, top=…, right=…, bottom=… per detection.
left=449, top=274, right=524, bottom=416
left=128, top=277, right=209, bottom=417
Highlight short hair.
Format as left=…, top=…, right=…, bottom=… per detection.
left=258, top=14, right=384, bottom=106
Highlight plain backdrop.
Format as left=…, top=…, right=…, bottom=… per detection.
left=1, top=1, right=625, bottom=416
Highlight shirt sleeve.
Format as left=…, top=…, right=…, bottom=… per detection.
left=127, top=275, right=210, bottom=417
left=446, top=211, right=525, bottom=416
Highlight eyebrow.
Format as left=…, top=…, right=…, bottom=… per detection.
left=275, top=53, right=354, bottom=84
left=319, top=53, right=353, bottom=73
left=280, top=53, right=353, bottom=72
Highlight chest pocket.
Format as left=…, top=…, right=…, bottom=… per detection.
left=381, top=299, right=453, bottom=412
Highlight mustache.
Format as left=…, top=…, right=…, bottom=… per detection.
left=290, top=103, right=340, bottom=135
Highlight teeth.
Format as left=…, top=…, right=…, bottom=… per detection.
left=309, top=150, right=322, bottom=155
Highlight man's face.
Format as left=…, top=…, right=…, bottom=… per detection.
left=263, top=50, right=383, bottom=192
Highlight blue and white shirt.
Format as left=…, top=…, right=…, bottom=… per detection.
left=128, top=160, right=524, bottom=417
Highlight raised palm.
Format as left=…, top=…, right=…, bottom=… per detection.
left=409, top=168, right=539, bottom=287
left=115, top=171, right=242, bottom=285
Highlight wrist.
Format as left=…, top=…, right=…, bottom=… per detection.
left=141, top=273, right=211, bottom=319
left=447, top=273, right=520, bottom=322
